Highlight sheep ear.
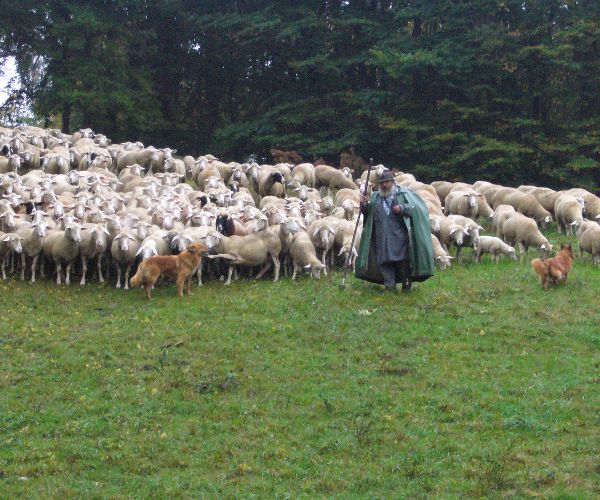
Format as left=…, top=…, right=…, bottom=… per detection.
left=136, top=247, right=143, bottom=256
left=338, top=247, right=346, bottom=256
left=102, top=227, right=110, bottom=236
left=304, top=264, right=311, bottom=269
left=1, top=235, right=10, bottom=241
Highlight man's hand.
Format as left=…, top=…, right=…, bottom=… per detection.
left=360, top=194, right=368, bottom=207
left=392, top=204, right=403, bottom=215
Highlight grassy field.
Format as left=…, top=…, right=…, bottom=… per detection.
left=0, top=230, right=598, bottom=498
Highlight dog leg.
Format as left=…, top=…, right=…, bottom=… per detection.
left=176, top=275, right=185, bottom=297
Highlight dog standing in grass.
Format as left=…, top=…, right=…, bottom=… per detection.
left=130, top=242, right=208, bottom=299
left=531, top=243, right=574, bottom=290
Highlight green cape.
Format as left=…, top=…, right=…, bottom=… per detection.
left=355, top=186, right=435, bottom=284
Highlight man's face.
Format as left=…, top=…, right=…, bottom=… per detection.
left=379, top=180, right=395, bottom=195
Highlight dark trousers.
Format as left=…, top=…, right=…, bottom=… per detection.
left=379, top=259, right=411, bottom=289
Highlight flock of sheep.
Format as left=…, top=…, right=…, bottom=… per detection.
left=0, top=125, right=599, bottom=292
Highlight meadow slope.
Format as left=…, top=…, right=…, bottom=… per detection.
left=0, top=235, right=599, bottom=497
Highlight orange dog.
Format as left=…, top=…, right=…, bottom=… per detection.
left=130, top=242, right=207, bottom=299
left=531, top=243, right=574, bottom=290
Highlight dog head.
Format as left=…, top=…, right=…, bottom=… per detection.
left=560, top=243, right=574, bottom=259
left=187, top=242, right=209, bottom=256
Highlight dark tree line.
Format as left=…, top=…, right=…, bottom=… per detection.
left=1, top=1, right=599, bottom=189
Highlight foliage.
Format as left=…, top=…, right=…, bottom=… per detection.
left=1, top=1, right=599, bottom=188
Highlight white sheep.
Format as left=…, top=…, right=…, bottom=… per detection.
left=554, top=194, right=584, bottom=235
left=577, top=221, right=600, bottom=265
left=289, top=230, right=327, bottom=279
left=0, top=232, right=23, bottom=279
left=79, top=224, right=110, bottom=285
left=15, top=221, right=48, bottom=282
left=42, top=223, right=82, bottom=285
left=474, top=236, right=516, bottom=263
left=499, top=213, right=552, bottom=259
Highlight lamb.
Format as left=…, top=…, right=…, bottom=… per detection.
left=289, top=230, right=327, bottom=279
left=474, top=236, right=516, bottom=263
left=314, top=165, right=357, bottom=191
left=111, top=229, right=141, bottom=289
left=15, top=221, right=48, bottom=282
left=431, top=233, right=452, bottom=270
left=79, top=224, right=110, bottom=285
left=577, top=221, right=600, bottom=266
left=41, top=223, right=82, bottom=285
left=554, top=194, right=584, bottom=235
left=207, top=230, right=282, bottom=285
left=499, top=213, right=552, bottom=259
left=288, top=163, right=315, bottom=189
left=0, top=232, right=23, bottom=279
left=502, top=190, right=553, bottom=227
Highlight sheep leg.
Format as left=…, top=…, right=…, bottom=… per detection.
left=56, top=262, right=62, bottom=285
left=80, top=257, right=87, bottom=286
left=1, top=258, right=6, bottom=280
left=197, top=265, right=203, bottom=286
left=225, top=266, right=234, bottom=285
left=272, top=257, right=280, bottom=281
left=65, top=263, right=72, bottom=285
left=31, top=255, right=38, bottom=283
left=97, top=257, right=104, bottom=283
left=292, top=263, right=298, bottom=280
left=124, top=264, right=132, bottom=290
left=10, top=253, right=15, bottom=274
left=456, top=246, right=463, bottom=263
left=321, top=249, right=328, bottom=275
left=255, top=260, right=272, bottom=279
left=40, top=255, right=45, bottom=278
left=20, top=253, right=26, bottom=280
left=115, top=264, right=122, bottom=288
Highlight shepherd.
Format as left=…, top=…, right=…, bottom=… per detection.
left=356, top=170, right=434, bottom=292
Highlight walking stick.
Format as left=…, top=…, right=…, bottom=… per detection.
left=340, top=158, right=373, bottom=289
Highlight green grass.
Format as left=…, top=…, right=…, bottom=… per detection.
left=0, top=230, right=598, bottom=497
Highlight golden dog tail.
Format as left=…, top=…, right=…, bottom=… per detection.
left=129, top=265, right=144, bottom=288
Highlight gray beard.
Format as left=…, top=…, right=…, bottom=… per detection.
left=379, top=186, right=395, bottom=198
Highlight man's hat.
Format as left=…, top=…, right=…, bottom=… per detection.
left=377, top=170, right=395, bottom=183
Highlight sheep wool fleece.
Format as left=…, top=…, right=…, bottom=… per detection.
left=356, top=186, right=435, bottom=284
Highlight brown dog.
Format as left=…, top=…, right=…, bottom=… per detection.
left=531, top=243, right=574, bottom=290
left=130, top=242, right=207, bottom=299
